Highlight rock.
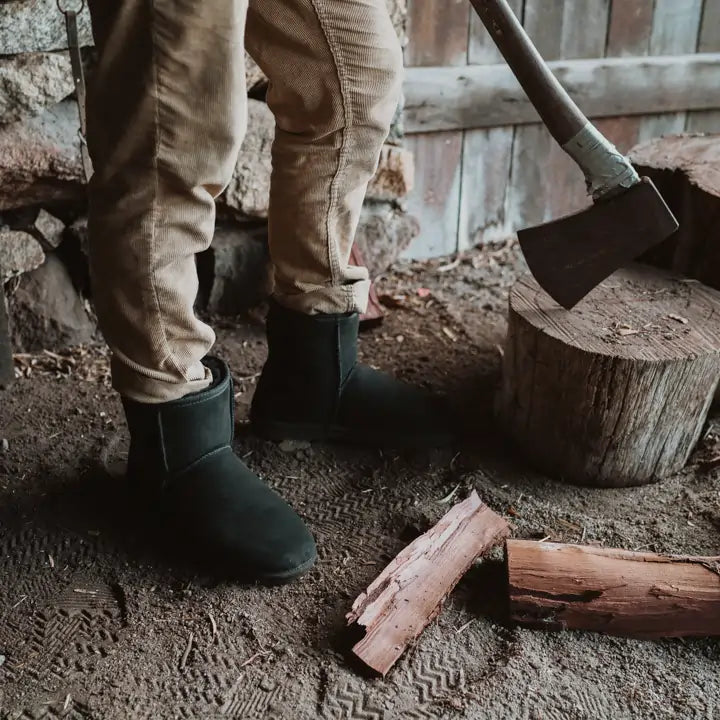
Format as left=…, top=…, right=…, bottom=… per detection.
left=0, top=0, right=94, bottom=55
left=355, top=203, right=419, bottom=276
left=386, top=0, right=409, bottom=45
left=199, top=223, right=270, bottom=315
left=367, top=145, right=414, bottom=201
left=0, top=100, right=84, bottom=211
left=8, top=253, right=97, bottom=351
left=222, top=100, right=274, bottom=218
left=0, top=52, right=74, bottom=125
left=0, top=230, right=45, bottom=282
left=32, top=209, right=66, bottom=249
left=66, top=215, right=89, bottom=256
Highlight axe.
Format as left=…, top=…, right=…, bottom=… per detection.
left=470, top=0, right=679, bottom=309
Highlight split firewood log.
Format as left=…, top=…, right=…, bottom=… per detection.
left=347, top=491, right=510, bottom=675
left=507, top=539, right=720, bottom=639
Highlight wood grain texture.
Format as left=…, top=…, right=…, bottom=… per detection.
left=687, top=0, right=720, bottom=133
left=507, top=540, right=720, bottom=638
left=403, top=54, right=720, bottom=133
left=523, top=0, right=564, bottom=60
left=405, top=0, right=470, bottom=67
left=458, top=125, right=516, bottom=249
left=631, top=133, right=720, bottom=287
left=403, top=132, right=464, bottom=257
left=504, top=0, right=606, bottom=231
left=403, top=0, right=469, bottom=257
left=459, top=1, right=524, bottom=249
left=560, top=0, right=610, bottom=59
left=643, top=0, right=704, bottom=142
left=347, top=491, right=510, bottom=676
left=606, top=0, right=654, bottom=56
left=498, top=264, right=720, bottom=486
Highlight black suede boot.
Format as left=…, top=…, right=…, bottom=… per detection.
left=250, top=302, right=454, bottom=447
left=123, top=357, right=316, bottom=582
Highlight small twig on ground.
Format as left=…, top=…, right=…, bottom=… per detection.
left=12, top=595, right=27, bottom=609
left=438, top=483, right=461, bottom=505
left=179, top=632, right=194, bottom=670
left=455, top=620, right=474, bottom=634
left=240, top=651, right=271, bottom=668
left=63, top=694, right=72, bottom=711
left=208, top=612, right=218, bottom=643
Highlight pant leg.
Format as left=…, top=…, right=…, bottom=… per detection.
left=245, top=0, right=403, bottom=315
left=86, top=0, right=248, bottom=402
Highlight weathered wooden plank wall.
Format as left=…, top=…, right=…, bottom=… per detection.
left=402, top=0, right=720, bottom=258
left=403, top=0, right=468, bottom=257
left=687, top=0, right=720, bottom=132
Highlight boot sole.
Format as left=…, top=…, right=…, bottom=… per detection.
left=252, top=419, right=454, bottom=449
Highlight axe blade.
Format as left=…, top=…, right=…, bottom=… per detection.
left=518, top=178, right=678, bottom=310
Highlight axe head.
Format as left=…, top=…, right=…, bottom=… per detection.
left=517, top=178, right=678, bottom=309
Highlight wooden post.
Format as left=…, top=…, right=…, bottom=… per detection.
left=497, top=264, right=720, bottom=487
left=507, top=540, right=720, bottom=639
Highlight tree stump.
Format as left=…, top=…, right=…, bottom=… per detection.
left=497, top=264, right=720, bottom=487
left=630, top=133, right=720, bottom=287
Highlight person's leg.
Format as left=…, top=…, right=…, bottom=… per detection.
left=246, top=0, right=453, bottom=446
left=86, top=0, right=243, bottom=403
left=86, top=0, right=315, bottom=580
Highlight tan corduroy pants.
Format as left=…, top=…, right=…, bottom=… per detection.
left=85, top=0, right=402, bottom=403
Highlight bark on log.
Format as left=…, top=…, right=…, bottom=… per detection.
left=507, top=540, right=720, bottom=639
left=347, top=491, right=510, bottom=675
left=629, top=134, right=720, bottom=288
left=497, top=264, right=720, bottom=487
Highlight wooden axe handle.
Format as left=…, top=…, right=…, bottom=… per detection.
left=469, top=0, right=587, bottom=145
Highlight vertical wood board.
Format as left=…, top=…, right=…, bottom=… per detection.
left=649, top=0, right=704, bottom=55
left=404, top=0, right=470, bottom=257
left=561, top=0, right=611, bottom=59
left=698, top=0, right=720, bottom=51
left=507, top=0, right=611, bottom=230
left=405, top=0, right=470, bottom=67
left=458, top=126, right=516, bottom=248
left=460, top=0, right=524, bottom=249
left=403, top=132, right=464, bottom=258
left=687, top=0, right=720, bottom=133
left=605, top=0, right=653, bottom=56
left=643, top=0, right=703, bottom=161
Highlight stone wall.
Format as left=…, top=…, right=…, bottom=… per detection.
left=0, top=0, right=416, bottom=352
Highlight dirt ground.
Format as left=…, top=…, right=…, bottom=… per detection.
left=1, top=241, right=719, bottom=720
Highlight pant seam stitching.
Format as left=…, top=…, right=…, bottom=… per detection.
left=308, top=0, right=351, bottom=311
left=148, top=0, right=190, bottom=381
